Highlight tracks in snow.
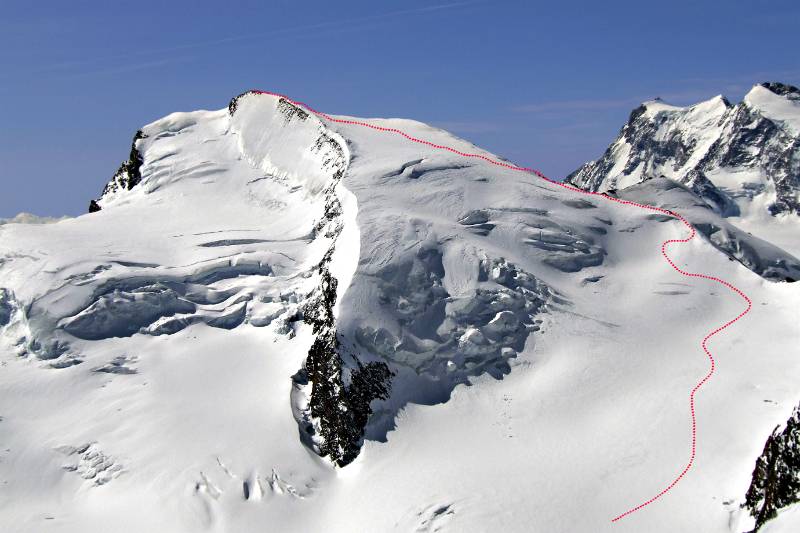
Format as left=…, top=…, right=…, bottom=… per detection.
left=248, top=89, right=753, bottom=523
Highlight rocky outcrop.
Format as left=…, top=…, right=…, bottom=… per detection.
left=301, top=251, right=392, bottom=466
left=761, top=82, right=800, bottom=98
left=228, top=94, right=392, bottom=467
left=297, top=156, right=394, bottom=466
left=0, top=288, right=13, bottom=326
left=89, top=130, right=147, bottom=212
left=742, top=402, right=800, bottom=531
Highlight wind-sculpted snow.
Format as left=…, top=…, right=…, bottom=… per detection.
left=55, top=260, right=285, bottom=340
left=231, top=92, right=347, bottom=197
left=61, top=283, right=197, bottom=340
left=523, top=216, right=606, bottom=272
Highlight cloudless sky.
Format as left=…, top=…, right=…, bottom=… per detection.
left=1, top=0, right=798, bottom=217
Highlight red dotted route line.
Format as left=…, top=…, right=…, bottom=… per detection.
left=248, top=90, right=753, bottom=522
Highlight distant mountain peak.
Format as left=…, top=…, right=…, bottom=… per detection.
left=567, top=82, right=800, bottom=217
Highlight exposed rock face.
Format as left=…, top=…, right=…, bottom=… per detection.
left=228, top=95, right=393, bottom=467
left=291, top=123, right=394, bottom=467
left=300, top=261, right=393, bottom=466
left=300, top=246, right=393, bottom=467
left=743, top=403, right=800, bottom=532
left=761, top=82, right=800, bottom=98
left=90, top=130, right=148, bottom=211
left=566, top=82, right=800, bottom=216
left=0, top=288, right=13, bottom=326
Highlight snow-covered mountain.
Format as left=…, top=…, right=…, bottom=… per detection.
left=567, top=83, right=800, bottom=279
left=567, top=82, right=800, bottom=217
left=1, top=91, right=799, bottom=532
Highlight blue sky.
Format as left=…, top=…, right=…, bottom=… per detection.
left=1, top=0, right=798, bottom=217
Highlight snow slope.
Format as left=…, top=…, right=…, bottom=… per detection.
left=1, top=91, right=799, bottom=532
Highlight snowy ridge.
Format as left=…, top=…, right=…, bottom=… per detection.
left=1, top=91, right=799, bottom=532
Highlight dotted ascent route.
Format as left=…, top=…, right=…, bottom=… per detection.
left=249, top=90, right=753, bottom=522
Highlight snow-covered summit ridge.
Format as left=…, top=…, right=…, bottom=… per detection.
left=93, top=91, right=346, bottom=211
left=744, top=83, right=800, bottom=135
left=566, top=82, right=800, bottom=218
